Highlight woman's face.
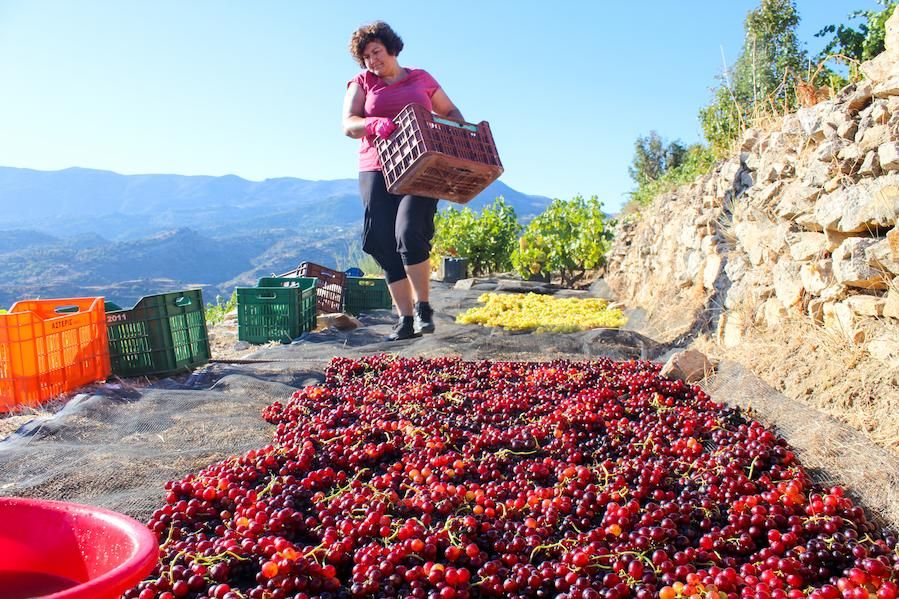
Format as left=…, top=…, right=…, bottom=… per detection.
left=362, top=40, right=396, bottom=76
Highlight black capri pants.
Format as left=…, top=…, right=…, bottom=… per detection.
left=359, top=170, right=438, bottom=284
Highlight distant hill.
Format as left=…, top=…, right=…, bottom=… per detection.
left=0, top=166, right=554, bottom=308
left=0, top=166, right=553, bottom=239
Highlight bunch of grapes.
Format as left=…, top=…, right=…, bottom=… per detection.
left=126, top=356, right=897, bottom=599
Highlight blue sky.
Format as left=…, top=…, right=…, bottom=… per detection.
left=0, top=1, right=880, bottom=213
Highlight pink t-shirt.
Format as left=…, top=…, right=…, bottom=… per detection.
left=348, top=68, right=440, bottom=171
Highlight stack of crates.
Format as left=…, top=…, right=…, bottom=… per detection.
left=0, top=297, right=111, bottom=411
left=342, top=277, right=393, bottom=315
left=292, top=262, right=346, bottom=314
left=237, top=276, right=317, bottom=344
left=105, top=289, right=210, bottom=377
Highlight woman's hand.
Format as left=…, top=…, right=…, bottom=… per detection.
left=364, top=117, right=397, bottom=139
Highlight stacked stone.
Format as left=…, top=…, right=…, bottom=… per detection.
left=606, top=10, right=899, bottom=366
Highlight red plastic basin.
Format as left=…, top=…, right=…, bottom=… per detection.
left=0, top=497, right=158, bottom=599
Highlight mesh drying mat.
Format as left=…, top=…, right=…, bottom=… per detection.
left=702, top=361, right=899, bottom=531
left=1, top=279, right=895, bottom=530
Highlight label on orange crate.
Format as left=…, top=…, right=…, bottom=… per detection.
left=50, top=318, right=74, bottom=329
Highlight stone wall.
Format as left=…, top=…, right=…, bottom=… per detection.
left=605, top=14, right=899, bottom=371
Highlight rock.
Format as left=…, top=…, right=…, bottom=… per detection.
left=823, top=301, right=865, bottom=344
left=717, top=312, right=746, bottom=348
left=866, top=235, right=899, bottom=276
left=808, top=297, right=826, bottom=324
left=873, top=75, right=899, bottom=98
left=787, top=232, right=827, bottom=261
left=837, top=120, right=858, bottom=141
left=814, top=138, right=846, bottom=162
left=317, top=313, right=363, bottom=331
left=858, top=124, right=891, bottom=152
left=798, top=106, right=824, bottom=141
left=761, top=297, right=788, bottom=328
left=233, top=341, right=252, bottom=351
left=659, top=349, right=715, bottom=383
left=774, top=181, right=821, bottom=220
left=589, top=278, right=614, bottom=299
left=861, top=10, right=899, bottom=83
left=868, top=330, right=899, bottom=367
left=845, top=294, right=885, bottom=317
left=814, top=175, right=899, bottom=232
left=879, top=142, right=899, bottom=172
left=846, top=80, right=874, bottom=112
left=872, top=101, right=891, bottom=124
left=824, top=229, right=856, bottom=252
left=823, top=175, right=843, bottom=194
left=800, top=260, right=834, bottom=296
left=833, top=237, right=891, bottom=289
left=802, top=159, right=831, bottom=187
left=859, top=150, right=881, bottom=177
left=837, top=143, right=863, bottom=166
left=740, top=128, right=760, bottom=152
left=754, top=181, right=784, bottom=205
left=773, top=260, right=804, bottom=307
left=453, top=278, right=480, bottom=290
left=884, top=288, right=899, bottom=319
left=703, top=254, right=722, bottom=290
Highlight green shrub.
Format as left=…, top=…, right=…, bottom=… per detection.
left=205, top=290, right=237, bottom=326
left=629, top=145, right=717, bottom=208
left=512, top=196, right=612, bottom=288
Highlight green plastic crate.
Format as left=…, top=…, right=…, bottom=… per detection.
left=342, top=277, right=392, bottom=315
left=237, top=277, right=316, bottom=344
left=257, top=276, right=317, bottom=333
left=105, top=289, right=210, bottom=377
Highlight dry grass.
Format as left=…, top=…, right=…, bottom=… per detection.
left=694, top=311, right=899, bottom=456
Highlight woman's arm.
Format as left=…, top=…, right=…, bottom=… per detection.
left=431, top=87, right=464, bottom=122
left=342, top=83, right=367, bottom=138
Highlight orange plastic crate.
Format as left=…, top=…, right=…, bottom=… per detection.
left=0, top=297, right=111, bottom=412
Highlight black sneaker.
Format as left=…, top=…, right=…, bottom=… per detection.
left=386, top=316, right=420, bottom=341
left=414, top=301, right=435, bottom=334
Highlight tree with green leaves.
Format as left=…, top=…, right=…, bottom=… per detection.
left=431, top=197, right=520, bottom=277
left=628, top=131, right=688, bottom=186
left=815, top=1, right=897, bottom=82
left=699, top=0, right=807, bottom=156
left=511, top=195, right=612, bottom=288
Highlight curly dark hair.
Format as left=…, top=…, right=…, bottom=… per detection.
left=349, top=21, right=404, bottom=68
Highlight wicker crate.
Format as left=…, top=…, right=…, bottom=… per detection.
left=1, top=297, right=111, bottom=411
left=281, top=262, right=346, bottom=314
left=375, top=103, right=503, bottom=204
left=343, top=277, right=392, bottom=315
left=105, top=290, right=210, bottom=377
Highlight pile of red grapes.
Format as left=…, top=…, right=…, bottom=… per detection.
left=126, top=356, right=898, bottom=599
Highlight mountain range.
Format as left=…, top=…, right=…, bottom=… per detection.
left=0, top=166, right=553, bottom=307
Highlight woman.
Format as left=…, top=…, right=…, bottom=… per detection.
left=342, top=21, right=464, bottom=341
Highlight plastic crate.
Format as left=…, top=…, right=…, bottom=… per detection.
left=343, top=277, right=393, bottom=315
left=237, top=277, right=317, bottom=344
left=0, top=297, right=111, bottom=412
left=105, top=290, right=210, bottom=378
left=289, top=262, right=346, bottom=314
left=437, top=257, right=469, bottom=283
left=257, top=276, right=317, bottom=333
left=375, top=103, right=504, bottom=204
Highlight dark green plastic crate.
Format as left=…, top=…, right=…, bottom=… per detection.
left=257, top=276, right=317, bottom=332
left=237, top=277, right=316, bottom=344
left=105, top=289, right=210, bottom=377
left=342, top=277, right=392, bottom=315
